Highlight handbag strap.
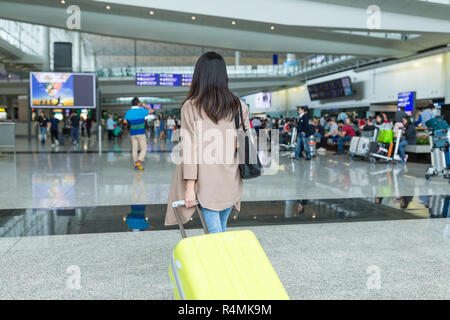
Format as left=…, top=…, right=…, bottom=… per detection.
left=234, top=103, right=246, bottom=132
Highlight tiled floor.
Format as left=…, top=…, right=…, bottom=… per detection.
left=1, top=133, right=449, bottom=299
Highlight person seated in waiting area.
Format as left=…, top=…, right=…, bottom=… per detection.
left=398, top=117, right=417, bottom=163
left=347, top=118, right=361, bottom=136
left=333, top=120, right=356, bottom=154
left=312, top=118, right=327, bottom=153
left=324, top=119, right=338, bottom=142
left=362, top=118, right=375, bottom=131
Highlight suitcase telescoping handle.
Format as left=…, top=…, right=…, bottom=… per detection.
left=172, top=200, right=209, bottom=238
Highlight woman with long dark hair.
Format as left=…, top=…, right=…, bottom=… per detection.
left=165, top=52, right=250, bottom=233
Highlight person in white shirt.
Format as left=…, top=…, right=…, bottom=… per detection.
left=166, top=115, right=176, bottom=142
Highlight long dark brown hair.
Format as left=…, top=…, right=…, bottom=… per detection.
left=182, top=52, right=240, bottom=123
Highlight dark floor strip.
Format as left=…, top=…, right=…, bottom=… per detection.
left=0, top=196, right=448, bottom=238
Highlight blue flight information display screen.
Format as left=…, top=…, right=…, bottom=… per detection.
left=136, top=73, right=192, bottom=87
left=398, top=91, right=415, bottom=116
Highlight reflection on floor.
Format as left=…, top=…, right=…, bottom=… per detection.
left=1, top=146, right=450, bottom=210
left=1, top=196, right=449, bottom=238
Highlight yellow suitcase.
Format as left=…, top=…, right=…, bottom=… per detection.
left=168, top=200, right=289, bottom=300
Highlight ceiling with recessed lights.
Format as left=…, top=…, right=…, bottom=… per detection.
left=0, top=0, right=448, bottom=59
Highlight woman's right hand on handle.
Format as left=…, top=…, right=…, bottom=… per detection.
left=185, top=180, right=196, bottom=208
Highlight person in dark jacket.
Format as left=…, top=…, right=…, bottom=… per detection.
left=313, top=118, right=327, bottom=152
left=294, top=106, right=312, bottom=160
left=398, top=117, right=417, bottom=163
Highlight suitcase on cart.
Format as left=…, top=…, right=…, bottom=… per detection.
left=349, top=137, right=378, bottom=160
left=168, top=200, right=289, bottom=300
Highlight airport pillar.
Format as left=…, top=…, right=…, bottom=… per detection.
left=445, top=49, right=450, bottom=104
left=43, top=27, right=51, bottom=71
left=77, top=31, right=82, bottom=72
left=18, top=95, right=28, bottom=123
left=235, top=51, right=241, bottom=67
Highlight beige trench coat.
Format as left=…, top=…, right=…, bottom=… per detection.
left=165, top=99, right=250, bottom=226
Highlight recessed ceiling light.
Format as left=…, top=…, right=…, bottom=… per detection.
left=232, top=21, right=236, bottom=25
left=106, top=5, right=111, bottom=10
left=270, top=26, right=275, bottom=30
left=149, top=10, right=154, bottom=15
left=192, top=16, right=196, bottom=20
left=61, top=0, right=66, bottom=4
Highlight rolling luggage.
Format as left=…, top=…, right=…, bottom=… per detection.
left=168, top=200, right=289, bottom=300
left=349, top=136, right=378, bottom=160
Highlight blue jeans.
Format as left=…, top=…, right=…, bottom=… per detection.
left=40, top=127, right=47, bottom=143
left=398, top=140, right=409, bottom=160
left=295, top=134, right=311, bottom=158
left=70, top=127, right=80, bottom=144
left=167, top=128, right=173, bottom=141
left=201, top=206, right=233, bottom=234
left=337, top=136, right=352, bottom=153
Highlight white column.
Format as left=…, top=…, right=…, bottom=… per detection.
left=42, top=27, right=50, bottom=71
left=77, top=31, right=82, bottom=72
left=235, top=50, right=241, bottom=67
left=445, top=49, right=450, bottom=104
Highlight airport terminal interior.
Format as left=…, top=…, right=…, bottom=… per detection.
left=1, top=0, right=450, bottom=300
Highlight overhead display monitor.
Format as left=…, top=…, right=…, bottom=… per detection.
left=30, top=72, right=96, bottom=108
left=136, top=73, right=192, bottom=87
left=307, top=76, right=354, bottom=101
left=397, top=91, right=416, bottom=116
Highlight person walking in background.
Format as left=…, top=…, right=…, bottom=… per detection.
left=165, top=52, right=250, bottom=234
left=421, top=104, right=436, bottom=127
left=80, top=117, right=86, bottom=137
left=35, top=111, right=49, bottom=144
left=124, top=97, right=154, bottom=170
left=69, top=111, right=81, bottom=145
left=49, top=113, right=59, bottom=147
left=154, top=115, right=160, bottom=140
left=166, top=115, right=176, bottom=142
left=86, top=116, right=93, bottom=138
left=293, top=106, right=312, bottom=160
left=107, top=114, right=115, bottom=140
left=57, top=114, right=64, bottom=145
left=159, top=114, right=166, bottom=140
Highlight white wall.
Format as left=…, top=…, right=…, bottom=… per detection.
left=242, top=53, right=446, bottom=115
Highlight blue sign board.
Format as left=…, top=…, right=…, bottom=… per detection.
left=136, top=73, right=159, bottom=86
left=136, top=73, right=192, bottom=87
left=398, top=91, right=415, bottom=115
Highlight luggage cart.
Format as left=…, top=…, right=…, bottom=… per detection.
left=424, top=118, right=450, bottom=181
left=369, top=128, right=403, bottom=164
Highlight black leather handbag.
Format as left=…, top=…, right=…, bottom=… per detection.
left=234, top=104, right=263, bottom=179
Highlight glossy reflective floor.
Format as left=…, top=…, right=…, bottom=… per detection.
left=1, top=133, right=450, bottom=299
left=1, top=196, right=449, bottom=238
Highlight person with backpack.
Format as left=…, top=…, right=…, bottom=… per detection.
left=124, top=97, right=155, bottom=170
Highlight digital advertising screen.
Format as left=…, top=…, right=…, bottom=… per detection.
left=255, top=92, right=271, bottom=109
left=307, top=76, right=353, bottom=101
left=30, top=72, right=96, bottom=108
left=398, top=91, right=416, bottom=116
